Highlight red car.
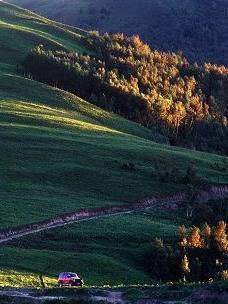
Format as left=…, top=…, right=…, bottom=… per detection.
left=58, top=272, right=84, bottom=287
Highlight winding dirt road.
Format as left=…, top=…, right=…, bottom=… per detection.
left=0, top=184, right=228, bottom=245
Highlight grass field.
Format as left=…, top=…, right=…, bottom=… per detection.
left=0, top=2, right=227, bottom=287
left=0, top=209, right=185, bottom=287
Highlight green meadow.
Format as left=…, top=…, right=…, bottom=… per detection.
left=0, top=209, right=184, bottom=287
left=0, top=2, right=227, bottom=287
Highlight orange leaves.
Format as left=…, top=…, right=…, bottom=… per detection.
left=205, top=63, right=228, bottom=75
left=25, top=32, right=228, bottom=149
left=178, top=222, right=228, bottom=252
left=112, top=32, right=125, bottom=42
left=178, top=225, right=203, bottom=248
left=213, top=221, right=228, bottom=252
left=187, top=227, right=202, bottom=248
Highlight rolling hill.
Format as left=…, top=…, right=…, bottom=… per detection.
left=6, top=0, right=228, bottom=65
left=0, top=1, right=227, bottom=288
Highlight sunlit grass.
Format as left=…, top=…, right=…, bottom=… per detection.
left=0, top=100, right=127, bottom=135
left=0, top=19, right=83, bottom=52
left=0, top=1, right=227, bottom=288
left=0, top=270, right=55, bottom=288
left=0, top=2, right=87, bottom=65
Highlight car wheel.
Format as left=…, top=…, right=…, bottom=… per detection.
left=69, top=281, right=74, bottom=287
left=58, top=282, right=63, bottom=288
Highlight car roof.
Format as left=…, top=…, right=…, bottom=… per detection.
left=59, top=272, right=77, bottom=276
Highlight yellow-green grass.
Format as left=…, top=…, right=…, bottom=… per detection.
left=0, top=210, right=184, bottom=287
left=0, top=70, right=227, bottom=229
left=0, top=2, right=227, bottom=287
left=1, top=90, right=228, bottom=228
left=0, top=2, right=87, bottom=65
left=0, top=269, right=55, bottom=288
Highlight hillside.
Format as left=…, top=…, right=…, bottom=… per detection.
left=6, top=0, right=228, bottom=65
left=0, top=2, right=227, bottom=288
left=21, top=34, right=228, bottom=155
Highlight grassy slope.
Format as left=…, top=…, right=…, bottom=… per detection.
left=6, top=0, right=228, bottom=65
left=0, top=2, right=227, bottom=287
left=0, top=209, right=184, bottom=286
left=0, top=4, right=87, bottom=63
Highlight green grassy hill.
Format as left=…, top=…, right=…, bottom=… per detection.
left=6, top=0, right=228, bottom=65
left=0, top=2, right=227, bottom=287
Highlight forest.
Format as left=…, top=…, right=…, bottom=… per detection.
left=145, top=221, right=228, bottom=282
left=22, top=32, right=228, bottom=155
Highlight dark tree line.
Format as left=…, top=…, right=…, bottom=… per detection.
left=21, top=32, right=228, bottom=154
left=145, top=221, right=228, bottom=282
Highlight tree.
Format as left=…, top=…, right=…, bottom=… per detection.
left=191, top=257, right=202, bottom=281
left=152, top=246, right=169, bottom=282
left=178, top=225, right=188, bottom=248
left=213, top=221, right=228, bottom=252
left=181, top=255, right=190, bottom=281
left=22, top=32, right=228, bottom=155
left=187, top=226, right=202, bottom=248
left=202, top=223, right=212, bottom=248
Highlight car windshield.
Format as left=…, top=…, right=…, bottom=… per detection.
left=69, top=273, right=77, bottom=278
left=59, top=272, right=78, bottom=278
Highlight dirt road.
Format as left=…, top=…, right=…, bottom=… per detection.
left=0, top=184, right=227, bottom=245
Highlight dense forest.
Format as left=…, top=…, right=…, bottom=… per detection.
left=145, top=221, right=228, bottom=282
left=8, top=0, right=228, bottom=65
left=22, top=33, right=228, bottom=155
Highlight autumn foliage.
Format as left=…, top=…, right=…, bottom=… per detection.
left=145, top=221, right=228, bottom=282
left=21, top=32, right=228, bottom=154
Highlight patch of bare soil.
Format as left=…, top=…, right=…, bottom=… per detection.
left=136, top=290, right=228, bottom=304
left=92, top=290, right=123, bottom=303
left=191, top=289, right=228, bottom=303
left=0, top=289, right=64, bottom=303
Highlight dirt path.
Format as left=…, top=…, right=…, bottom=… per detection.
left=92, top=291, right=123, bottom=303
left=0, top=288, right=124, bottom=303
left=0, top=286, right=227, bottom=304
left=0, top=289, right=64, bottom=303
left=0, top=184, right=227, bottom=245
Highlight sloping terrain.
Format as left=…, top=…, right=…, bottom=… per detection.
left=6, top=0, right=228, bottom=65
left=0, top=2, right=227, bottom=287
